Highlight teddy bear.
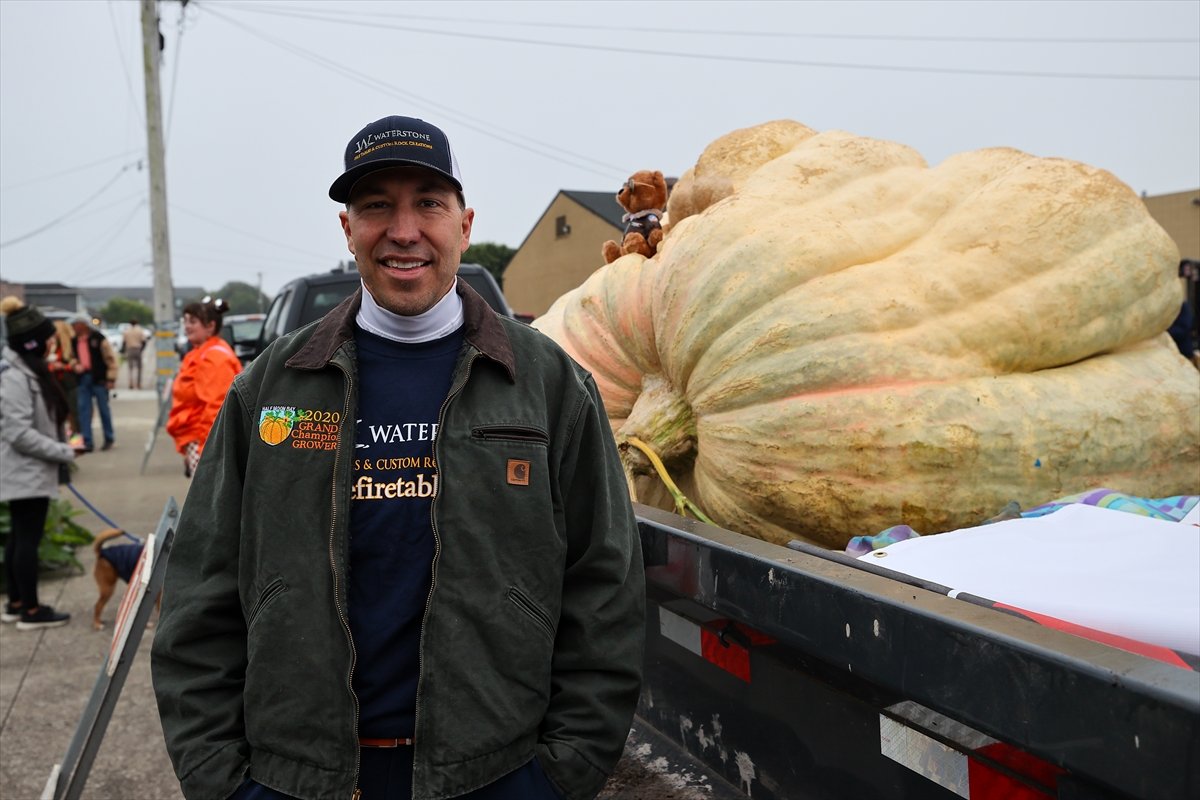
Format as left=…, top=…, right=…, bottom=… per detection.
left=602, top=169, right=668, bottom=264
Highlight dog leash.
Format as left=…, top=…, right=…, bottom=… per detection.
left=65, top=483, right=142, bottom=544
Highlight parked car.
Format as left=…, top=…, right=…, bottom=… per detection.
left=175, top=325, right=189, bottom=357
left=101, top=326, right=124, bottom=353
left=220, top=313, right=267, bottom=364
left=250, top=264, right=514, bottom=361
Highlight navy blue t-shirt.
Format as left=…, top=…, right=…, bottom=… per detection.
left=349, top=325, right=463, bottom=737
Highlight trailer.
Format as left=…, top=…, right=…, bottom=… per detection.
left=630, top=504, right=1200, bottom=800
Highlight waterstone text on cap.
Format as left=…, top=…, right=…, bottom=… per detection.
left=329, top=116, right=462, bottom=202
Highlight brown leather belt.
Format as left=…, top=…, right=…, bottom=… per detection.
left=358, top=737, right=414, bottom=748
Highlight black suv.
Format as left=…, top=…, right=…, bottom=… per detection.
left=249, top=264, right=512, bottom=362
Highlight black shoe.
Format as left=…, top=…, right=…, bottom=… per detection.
left=16, top=605, right=70, bottom=631
left=101, top=440, right=114, bottom=451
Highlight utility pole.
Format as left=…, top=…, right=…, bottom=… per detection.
left=141, top=0, right=177, bottom=394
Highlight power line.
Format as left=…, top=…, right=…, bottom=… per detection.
left=170, top=203, right=334, bottom=261
left=107, top=0, right=144, bottom=128
left=174, top=241, right=332, bottom=268
left=0, top=151, right=143, bottom=192
left=77, top=256, right=155, bottom=284
left=164, top=0, right=196, bottom=145
left=216, top=3, right=1199, bottom=82
left=61, top=199, right=148, bottom=284
left=199, top=4, right=634, bottom=179
left=234, top=4, right=1200, bottom=45
left=0, top=165, right=142, bottom=249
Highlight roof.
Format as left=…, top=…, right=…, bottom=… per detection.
left=562, top=190, right=625, bottom=230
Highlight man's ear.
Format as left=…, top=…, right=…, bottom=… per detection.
left=459, top=207, right=475, bottom=254
left=339, top=210, right=356, bottom=255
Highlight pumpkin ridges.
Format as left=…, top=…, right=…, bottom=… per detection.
left=535, top=120, right=1198, bottom=549
left=665, top=119, right=817, bottom=230
left=692, top=337, right=1198, bottom=546
left=684, top=158, right=1179, bottom=413
left=655, top=134, right=931, bottom=390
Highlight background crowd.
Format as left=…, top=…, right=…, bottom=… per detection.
left=0, top=295, right=239, bottom=631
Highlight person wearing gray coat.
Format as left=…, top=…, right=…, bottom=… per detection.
left=1, top=297, right=81, bottom=630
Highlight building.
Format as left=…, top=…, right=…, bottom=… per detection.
left=77, top=285, right=207, bottom=318
left=4, top=282, right=87, bottom=318
left=1142, top=189, right=1199, bottom=262
left=502, top=190, right=625, bottom=319
left=0, top=282, right=205, bottom=321
left=1143, top=189, right=1200, bottom=359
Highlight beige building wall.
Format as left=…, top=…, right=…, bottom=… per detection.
left=504, top=194, right=620, bottom=318
left=1143, top=189, right=1199, bottom=261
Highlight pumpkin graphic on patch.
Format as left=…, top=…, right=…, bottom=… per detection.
left=259, top=406, right=296, bottom=446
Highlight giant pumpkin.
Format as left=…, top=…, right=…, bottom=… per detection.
left=534, top=121, right=1200, bottom=549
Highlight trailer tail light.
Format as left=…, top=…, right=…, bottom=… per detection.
left=881, top=701, right=1065, bottom=798
left=659, top=606, right=776, bottom=682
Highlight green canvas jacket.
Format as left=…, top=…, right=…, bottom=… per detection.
left=151, top=280, right=644, bottom=800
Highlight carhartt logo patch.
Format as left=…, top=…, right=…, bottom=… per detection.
left=507, top=459, right=531, bottom=486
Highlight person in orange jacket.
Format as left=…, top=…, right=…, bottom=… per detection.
left=166, top=297, right=242, bottom=477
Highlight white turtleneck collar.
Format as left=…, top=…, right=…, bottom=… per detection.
left=355, top=280, right=464, bottom=344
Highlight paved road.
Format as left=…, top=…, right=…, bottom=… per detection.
left=0, top=364, right=738, bottom=800
left=0, top=385, right=189, bottom=800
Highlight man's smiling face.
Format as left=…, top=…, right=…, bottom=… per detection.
left=339, top=166, right=473, bottom=316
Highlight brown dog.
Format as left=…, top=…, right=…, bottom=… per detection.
left=92, top=528, right=148, bottom=631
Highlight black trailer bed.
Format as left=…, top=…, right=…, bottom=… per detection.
left=633, top=504, right=1200, bottom=800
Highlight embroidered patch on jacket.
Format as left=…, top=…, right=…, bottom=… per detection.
left=258, top=406, right=297, bottom=446
left=507, top=459, right=531, bottom=486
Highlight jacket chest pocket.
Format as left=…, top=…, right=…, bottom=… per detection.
left=467, top=424, right=550, bottom=494
left=470, top=424, right=549, bottom=446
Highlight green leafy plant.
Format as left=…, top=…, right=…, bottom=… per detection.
left=0, top=499, right=95, bottom=588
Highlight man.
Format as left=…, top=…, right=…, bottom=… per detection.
left=70, top=316, right=117, bottom=451
left=121, top=319, right=147, bottom=389
left=151, top=116, right=645, bottom=800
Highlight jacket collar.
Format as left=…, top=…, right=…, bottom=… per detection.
left=287, top=277, right=516, bottom=382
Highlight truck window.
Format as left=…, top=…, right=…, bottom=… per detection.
left=299, top=283, right=359, bottom=328
left=458, top=268, right=513, bottom=317
left=259, top=286, right=292, bottom=349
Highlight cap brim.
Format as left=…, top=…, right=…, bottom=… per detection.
left=329, top=159, right=463, bottom=202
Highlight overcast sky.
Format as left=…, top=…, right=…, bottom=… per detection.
left=1, top=0, right=1197, bottom=302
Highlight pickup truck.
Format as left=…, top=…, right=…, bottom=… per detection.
left=249, top=263, right=512, bottom=360
left=619, top=504, right=1199, bottom=800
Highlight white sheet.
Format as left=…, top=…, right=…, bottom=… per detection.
left=858, top=503, right=1200, bottom=656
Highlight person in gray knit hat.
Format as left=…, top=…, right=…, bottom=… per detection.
left=0, top=296, right=86, bottom=630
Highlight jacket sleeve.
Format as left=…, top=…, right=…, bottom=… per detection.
left=151, top=379, right=253, bottom=799
left=536, top=374, right=645, bottom=800
left=0, top=371, right=74, bottom=465
left=100, top=338, right=118, bottom=383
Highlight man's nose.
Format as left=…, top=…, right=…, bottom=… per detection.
left=385, top=207, right=421, bottom=244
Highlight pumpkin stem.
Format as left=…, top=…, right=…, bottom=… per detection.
left=623, top=436, right=716, bottom=525
left=618, top=373, right=697, bottom=475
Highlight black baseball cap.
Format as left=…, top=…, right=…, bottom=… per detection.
left=329, top=115, right=463, bottom=202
